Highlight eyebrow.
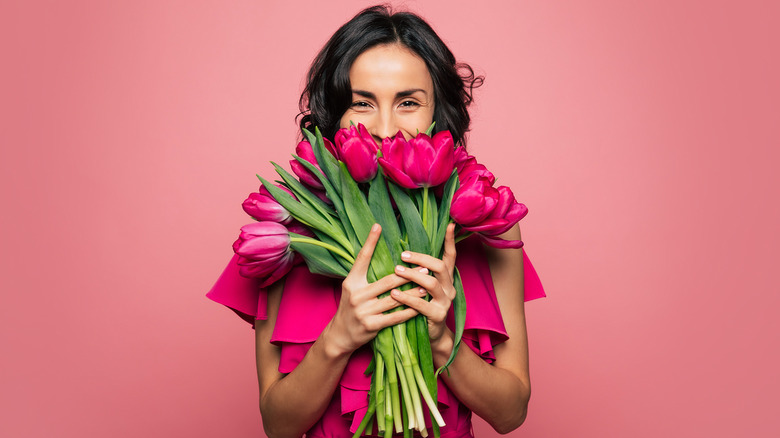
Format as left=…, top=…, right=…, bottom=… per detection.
left=352, top=89, right=428, bottom=99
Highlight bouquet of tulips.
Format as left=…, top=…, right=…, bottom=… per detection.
left=233, top=123, right=527, bottom=438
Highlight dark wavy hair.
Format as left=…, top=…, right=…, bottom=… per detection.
left=297, top=5, right=483, bottom=146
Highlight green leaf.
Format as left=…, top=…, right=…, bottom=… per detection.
left=311, top=127, right=342, bottom=194
left=339, top=163, right=394, bottom=278
left=258, top=176, right=349, bottom=251
left=433, top=170, right=459, bottom=258
left=291, top=155, right=344, bottom=215
left=289, top=234, right=350, bottom=278
left=386, top=182, right=430, bottom=255
left=416, top=312, right=440, bottom=438
left=292, top=154, right=361, bottom=257
left=424, top=121, right=436, bottom=136
left=426, top=186, right=438, bottom=248
left=368, top=171, right=402, bottom=263
left=311, top=229, right=354, bottom=273
left=259, top=176, right=326, bottom=229
left=271, top=162, right=336, bottom=218
left=436, top=267, right=465, bottom=376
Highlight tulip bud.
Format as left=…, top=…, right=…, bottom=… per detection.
left=242, top=186, right=293, bottom=224
left=378, top=130, right=456, bottom=189
left=232, top=222, right=295, bottom=286
left=290, top=138, right=337, bottom=189
left=454, top=147, right=496, bottom=185
left=450, top=174, right=500, bottom=226
left=462, top=186, right=528, bottom=236
left=335, top=124, right=378, bottom=183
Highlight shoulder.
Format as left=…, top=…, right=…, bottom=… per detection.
left=483, top=224, right=525, bottom=289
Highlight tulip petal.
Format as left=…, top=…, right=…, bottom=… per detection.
left=462, top=218, right=509, bottom=233
left=451, top=191, right=490, bottom=225
left=290, top=159, right=324, bottom=189
left=379, top=157, right=418, bottom=189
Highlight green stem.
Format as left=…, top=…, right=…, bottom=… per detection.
left=394, top=325, right=425, bottom=430
left=384, top=381, right=393, bottom=438
left=352, top=402, right=376, bottom=438
left=394, top=354, right=416, bottom=430
left=289, top=236, right=355, bottom=264
left=376, top=353, right=386, bottom=433
left=422, top=186, right=429, bottom=230
left=413, top=363, right=445, bottom=427
left=453, top=231, right=472, bottom=245
left=378, top=328, right=402, bottom=433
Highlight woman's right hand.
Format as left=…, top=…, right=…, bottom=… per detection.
left=321, top=223, right=424, bottom=357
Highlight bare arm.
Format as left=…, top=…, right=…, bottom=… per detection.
left=255, top=225, right=421, bottom=438
left=391, top=224, right=531, bottom=434
left=255, top=280, right=352, bottom=438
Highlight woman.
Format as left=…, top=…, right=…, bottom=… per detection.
left=208, top=6, right=545, bottom=437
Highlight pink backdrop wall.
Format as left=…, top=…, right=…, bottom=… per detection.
left=2, top=1, right=778, bottom=436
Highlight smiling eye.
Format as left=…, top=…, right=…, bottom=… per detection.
left=400, top=100, right=420, bottom=107
left=351, top=101, right=371, bottom=108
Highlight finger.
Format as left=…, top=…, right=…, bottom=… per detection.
left=442, top=223, right=457, bottom=273
left=362, top=267, right=428, bottom=300
left=349, top=224, right=381, bottom=279
left=391, top=289, right=448, bottom=323
left=369, top=288, right=427, bottom=313
left=373, top=307, right=419, bottom=329
left=396, top=251, right=455, bottom=296
left=400, top=251, right=447, bottom=276
left=393, top=265, right=449, bottom=301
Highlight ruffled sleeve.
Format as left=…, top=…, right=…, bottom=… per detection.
left=206, top=254, right=268, bottom=326
left=454, top=237, right=546, bottom=363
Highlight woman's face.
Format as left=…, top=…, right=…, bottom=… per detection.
left=339, top=44, right=435, bottom=144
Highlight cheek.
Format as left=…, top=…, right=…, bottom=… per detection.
left=339, top=111, right=367, bottom=130
left=405, top=110, right=435, bottom=135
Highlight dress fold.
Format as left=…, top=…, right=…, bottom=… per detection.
left=206, top=237, right=546, bottom=436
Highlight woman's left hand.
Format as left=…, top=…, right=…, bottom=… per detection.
left=390, top=223, right=457, bottom=343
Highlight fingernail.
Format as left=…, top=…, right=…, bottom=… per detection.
left=396, top=265, right=405, bottom=272
left=419, top=288, right=426, bottom=295
left=391, top=289, right=400, bottom=297
left=372, top=224, right=379, bottom=232
left=401, top=252, right=411, bottom=260
left=419, top=267, right=429, bottom=274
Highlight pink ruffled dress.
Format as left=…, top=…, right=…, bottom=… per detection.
left=207, top=236, right=545, bottom=437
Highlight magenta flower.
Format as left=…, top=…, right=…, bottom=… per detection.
left=462, top=186, right=528, bottom=235
left=232, top=222, right=295, bottom=286
left=334, top=124, right=378, bottom=183
left=454, top=146, right=495, bottom=185
left=379, top=130, right=455, bottom=189
left=449, top=173, right=499, bottom=226
left=451, top=180, right=528, bottom=249
left=242, top=185, right=293, bottom=224
left=289, top=138, right=336, bottom=189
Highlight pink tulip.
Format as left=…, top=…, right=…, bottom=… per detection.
left=449, top=174, right=499, bottom=226
left=289, top=138, right=336, bottom=189
left=453, top=145, right=470, bottom=172
left=334, top=124, right=378, bottom=183
left=454, top=146, right=495, bottom=185
left=379, top=130, right=456, bottom=189
left=462, top=186, right=528, bottom=236
left=242, top=186, right=293, bottom=224
left=232, top=222, right=295, bottom=286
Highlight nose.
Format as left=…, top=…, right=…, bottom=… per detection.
left=368, top=112, right=398, bottom=144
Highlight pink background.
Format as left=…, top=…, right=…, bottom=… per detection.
left=2, top=0, right=778, bottom=436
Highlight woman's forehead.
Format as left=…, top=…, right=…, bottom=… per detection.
left=349, top=44, right=433, bottom=94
